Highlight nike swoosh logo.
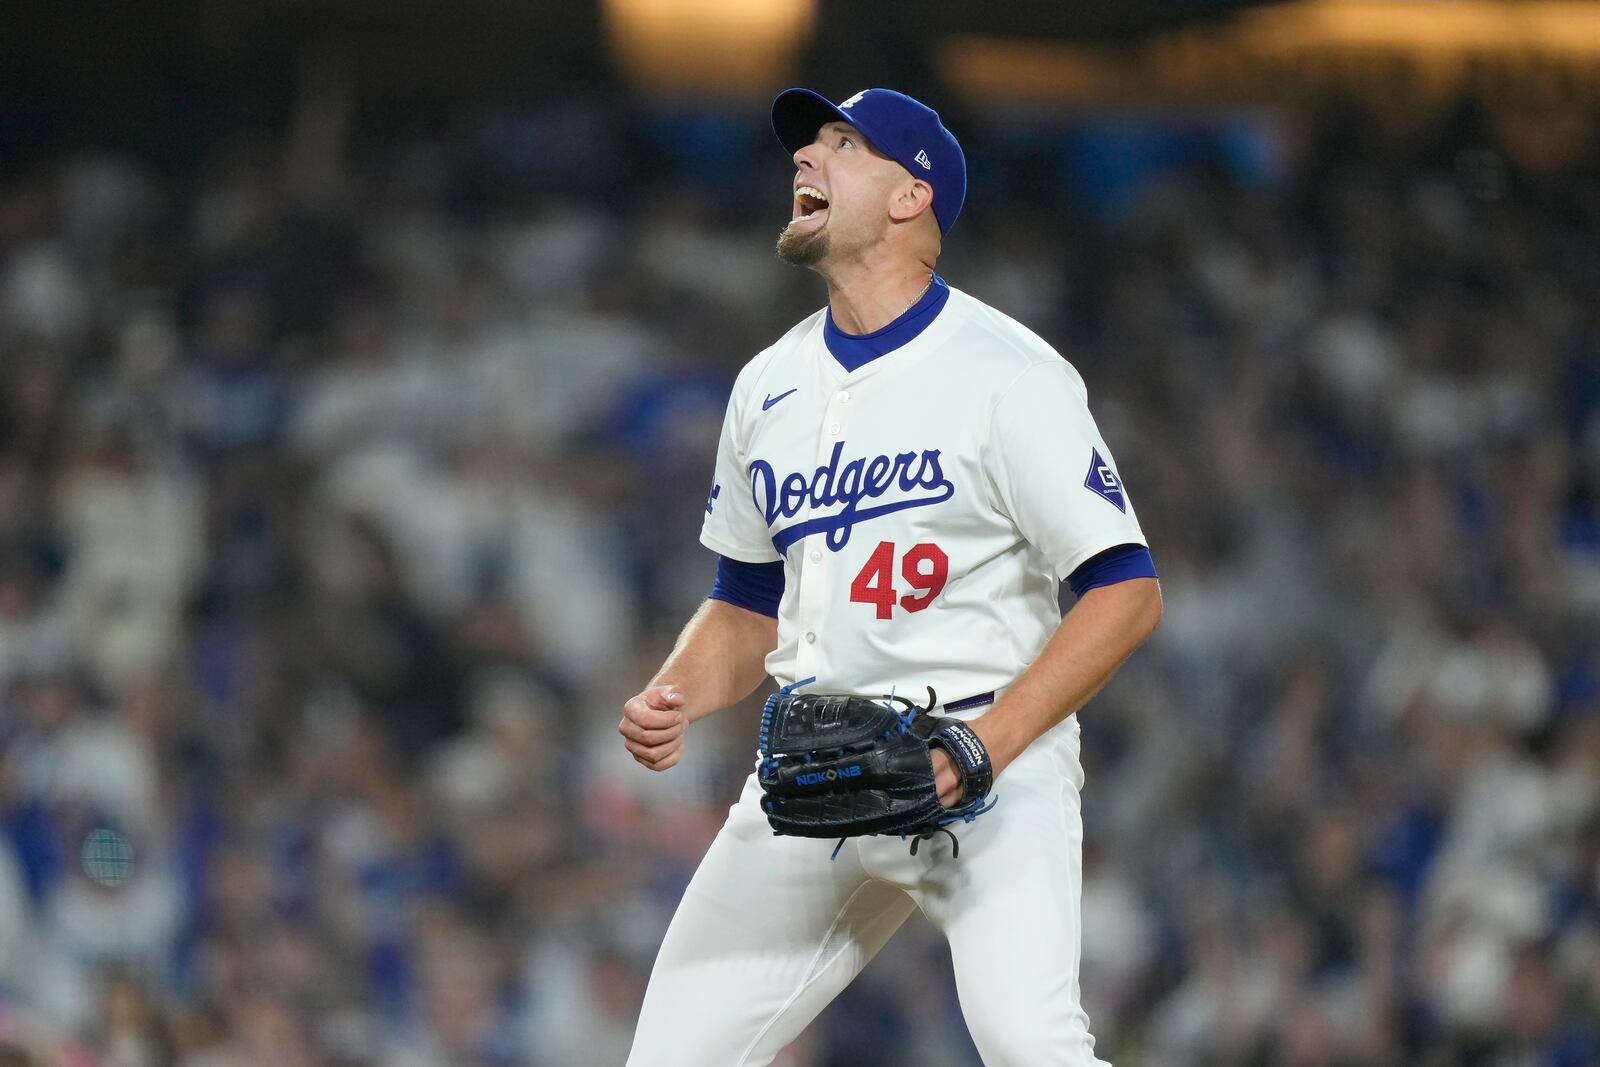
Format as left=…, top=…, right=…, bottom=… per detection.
left=762, top=388, right=798, bottom=411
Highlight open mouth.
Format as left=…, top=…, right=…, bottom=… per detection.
left=793, top=185, right=830, bottom=223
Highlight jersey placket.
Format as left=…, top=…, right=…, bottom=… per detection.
left=790, top=384, right=853, bottom=683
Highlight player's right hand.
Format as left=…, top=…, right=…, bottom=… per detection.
left=619, top=686, right=688, bottom=772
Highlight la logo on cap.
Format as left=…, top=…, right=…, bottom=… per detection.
left=839, top=91, right=868, bottom=109
left=914, top=149, right=931, bottom=170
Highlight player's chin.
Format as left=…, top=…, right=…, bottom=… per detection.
left=776, top=221, right=829, bottom=266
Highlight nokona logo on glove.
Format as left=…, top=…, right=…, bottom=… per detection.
left=796, top=765, right=863, bottom=787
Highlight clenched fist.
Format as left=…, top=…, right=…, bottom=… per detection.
left=619, top=686, right=688, bottom=771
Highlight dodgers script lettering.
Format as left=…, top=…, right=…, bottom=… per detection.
left=749, top=441, right=956, bottom=553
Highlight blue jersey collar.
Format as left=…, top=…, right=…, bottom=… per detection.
left=823, top=275, right=950, bottom=373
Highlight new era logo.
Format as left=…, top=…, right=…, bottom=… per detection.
left=1084, top=448, right=1126, bottom=512
left=914, top=149, right=931, bottom=170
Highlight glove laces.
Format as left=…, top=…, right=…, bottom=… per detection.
left=828, top=794, right=1000, bottom=862
left=909, top=794, right=999, bottom=858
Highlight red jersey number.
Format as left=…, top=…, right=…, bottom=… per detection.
left=848, top=541, right=949, bottom=619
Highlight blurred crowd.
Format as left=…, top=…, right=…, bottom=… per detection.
left=0, top=82, right=1597, bottom=1067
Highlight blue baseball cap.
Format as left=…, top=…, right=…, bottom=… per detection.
left=771, top=87, right=966, bottom=237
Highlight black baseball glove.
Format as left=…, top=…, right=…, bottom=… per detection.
left=757, top=687, right=996, bottom=856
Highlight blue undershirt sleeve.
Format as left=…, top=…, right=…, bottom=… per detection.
left=1065, top=543, right=1158, bottom=598
left=709, top=555, right=785, bottom=618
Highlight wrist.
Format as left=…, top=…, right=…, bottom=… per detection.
left=928, top=717, right=994, bottom=807
left=967, top=712, right=1026, bottom=778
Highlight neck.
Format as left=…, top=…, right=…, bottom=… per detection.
left=821, top=251, right=936, bottom=335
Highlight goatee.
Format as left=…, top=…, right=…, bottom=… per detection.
left=776, top=223, right=828, bottom=266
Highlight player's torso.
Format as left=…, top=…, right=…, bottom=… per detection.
left=741, top=296, right=1062, bottom=699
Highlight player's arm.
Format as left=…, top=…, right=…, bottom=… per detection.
left=937, top=358, right=1164, bottom=804
left=619, top=560, right=779, bottom=772
left=627, top=367, right=784, bottom=772
left=933, top=576, right=1160, bottom=803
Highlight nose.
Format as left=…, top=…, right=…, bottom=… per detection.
left=792, top=141, right=822, bottom=170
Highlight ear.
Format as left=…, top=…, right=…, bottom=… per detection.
left=887, top=178, right=935, bottom=224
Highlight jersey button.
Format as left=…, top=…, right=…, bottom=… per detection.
left=838, top=391, right=849, bottom=402
left=829, top=424, right=841, bottom=435
left=809, top=550, right=821, bottom=563
left=804, top=631, right=816, bottom=644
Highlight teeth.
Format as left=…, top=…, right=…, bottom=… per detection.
left=792, top=185, right=830, bottom=222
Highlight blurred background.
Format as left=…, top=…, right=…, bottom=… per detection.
left=1, top=0, right=1599, bottom=1064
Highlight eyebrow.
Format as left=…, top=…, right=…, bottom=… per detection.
left=815, top=122, right=891, bottom=161
left=816, top=122, right=863, bottom=142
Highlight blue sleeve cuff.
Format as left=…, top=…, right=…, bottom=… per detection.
left=709, top=555, right=785, bottom=618
left=1066, top=543, right=1157, bottom=598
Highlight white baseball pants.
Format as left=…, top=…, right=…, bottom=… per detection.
left=626, top=718, right=1111, bottom=1067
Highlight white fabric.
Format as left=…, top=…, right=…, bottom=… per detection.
left=628, top=722, right=1109, bottom=1067
left=700, top=286, right=1147, bottom=699
left=636, top=287, right=1149, bottom=1064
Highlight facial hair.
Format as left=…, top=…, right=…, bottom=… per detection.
left=775, top=222, right=829, bottom=266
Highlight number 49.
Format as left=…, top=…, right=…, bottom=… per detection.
left=848, top=541, right=949, bottom=620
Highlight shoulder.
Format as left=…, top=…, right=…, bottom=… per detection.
left=729, top=307, right=827, bottom=405
left=941, top=287, right=1087, bottom=398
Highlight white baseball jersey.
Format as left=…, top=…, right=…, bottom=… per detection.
left=700, top=283, right=1148, bottom=700
left=631, top=282, right=1143, bottom=1067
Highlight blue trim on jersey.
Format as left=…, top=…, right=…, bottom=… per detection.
left=823, top=275, right=951, bottom=372
left=1066, top=544, right=1158, bottom=598
left=709, top=555, right=785, bottom=618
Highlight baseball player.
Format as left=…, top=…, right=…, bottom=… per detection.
left=619, top=88, right=1161, bottom=1066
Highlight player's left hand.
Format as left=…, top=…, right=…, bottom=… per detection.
left=933, top=716, right=1009, bottom=808
left=931, top=748, right=962, bottom=808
